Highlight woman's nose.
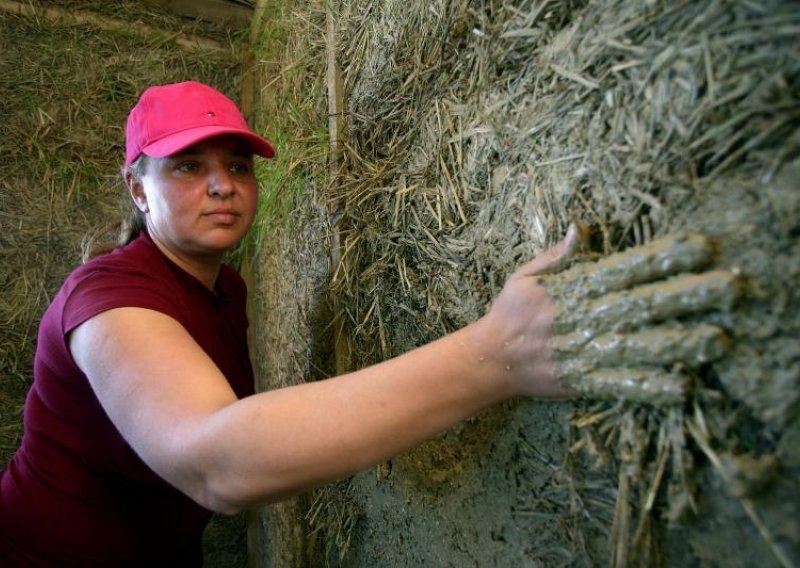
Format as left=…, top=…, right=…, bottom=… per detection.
left=208, top=168, right=234, bottom=197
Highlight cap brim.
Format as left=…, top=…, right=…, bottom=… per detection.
left=142, top=125, right=275, bottom=160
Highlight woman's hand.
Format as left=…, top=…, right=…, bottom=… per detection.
left=470, top=223, right=741, bottom=406
left=467, top=224, right=586, bottom=399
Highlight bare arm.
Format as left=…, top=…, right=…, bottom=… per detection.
left=68, top=231, right=577, bottom=514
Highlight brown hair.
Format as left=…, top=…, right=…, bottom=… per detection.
left=80, top=155, right=148, bottom=262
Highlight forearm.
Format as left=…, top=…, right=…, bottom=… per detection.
left=199, top=322, right=512, bottom=511
left=71, top=253, right=562, bottom=515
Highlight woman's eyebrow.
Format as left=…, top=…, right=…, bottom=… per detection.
left=168, top=149, right=201, bottom=160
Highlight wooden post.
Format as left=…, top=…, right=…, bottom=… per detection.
left=326, top=1, right=352, bottom=376
left=242, top=4, right=264, bottom=567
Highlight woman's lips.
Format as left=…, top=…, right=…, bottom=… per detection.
left=204, top=210, right=239, bottom=224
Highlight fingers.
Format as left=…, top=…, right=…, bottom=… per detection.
left=554, top=270, right=741, bottom=336
left=554, top=323, right=729, bottom=406
left=554, top=323, right=728, bottom=405
left=543, top=232, right=715, bottom=297
left=554, top=323, right=729, bottom=367
left=541, top=229, right=744, bottom=406
left=515, top=221, right=590, bottom=278
left=560, top=367, right=687, bottom=405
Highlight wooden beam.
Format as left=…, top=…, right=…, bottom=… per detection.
left=249, top=0, right=267, bottom=44
left=326, top=3, right=352, bottom=376
left=245, top=2, right=266, bottom=560
left=0, top=0, right=230, bottom=53
left=142, top=0, right=252, bottom=28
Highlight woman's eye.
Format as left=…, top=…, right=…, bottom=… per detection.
left=230, top=162, right=252, bottom=174
left=175, top=161, right=199, bottom=174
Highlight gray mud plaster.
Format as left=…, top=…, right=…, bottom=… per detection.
left=341, top=162, right=800, bottom=566
left=665, top=162, right=800, bottom=565
left=345, top=401, right=609, bottom=566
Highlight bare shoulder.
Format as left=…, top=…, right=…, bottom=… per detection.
left=70, top=307, right=193, bottom=382
left=68, top=307, right=237, bottom=493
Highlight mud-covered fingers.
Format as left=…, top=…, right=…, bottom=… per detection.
left=553, top=323, right=730, bottom=367
left=553, top=270, right=741, bottom=336
left=553, top=324, right=729, bottom=406
left=538, top=231, right=741, bottom=406
left=541, top=232, right=715, bottom=299
left=559, top=366, right=688, bottom=405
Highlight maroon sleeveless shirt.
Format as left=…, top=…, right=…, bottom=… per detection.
left=0, top=231, right=254, bottom=566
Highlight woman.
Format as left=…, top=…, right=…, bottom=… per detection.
left=0, top=81, right=574, bottom=566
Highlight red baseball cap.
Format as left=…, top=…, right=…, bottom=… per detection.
left=125, top=81, right=274, bottom=166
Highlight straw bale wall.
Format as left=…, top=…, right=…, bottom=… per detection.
left=249, top=0, right=799, bottom=566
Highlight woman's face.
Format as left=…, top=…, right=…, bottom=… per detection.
left=130, top=135, right=259, bottom=263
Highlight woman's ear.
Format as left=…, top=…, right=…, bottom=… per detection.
left=124, top=168, right=149, bottom=213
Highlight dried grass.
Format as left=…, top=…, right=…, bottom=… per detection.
left=0, top=2, right=248, bottom=563
left=0, top=2, right=242, bottom=460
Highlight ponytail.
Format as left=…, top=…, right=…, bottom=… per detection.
left=81, top=155, right=148, bottom=262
